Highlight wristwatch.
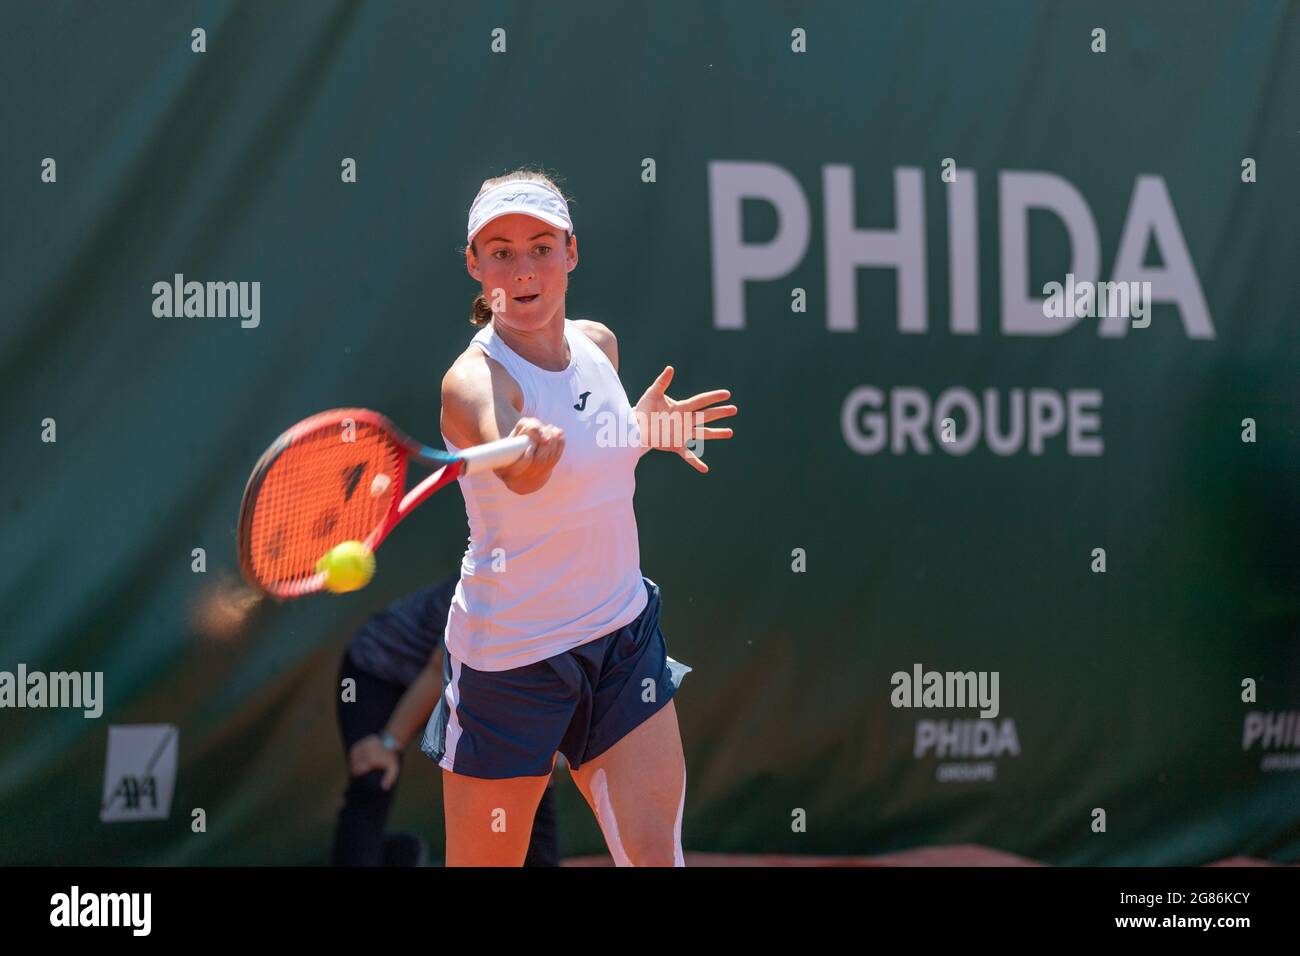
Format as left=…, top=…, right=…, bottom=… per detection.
left=379, top=731, right=402, bottom=751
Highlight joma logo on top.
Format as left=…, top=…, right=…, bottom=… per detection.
left=708, top=162, right=1214, bottom=339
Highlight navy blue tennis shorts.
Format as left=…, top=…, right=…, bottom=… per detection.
left=420, top=577, right=680, bottom=779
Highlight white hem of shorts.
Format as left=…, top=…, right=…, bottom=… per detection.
left=440, top=656, right=465, bottom=771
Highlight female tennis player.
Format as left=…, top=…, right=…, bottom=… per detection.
left=419, top=168, right=737, bottom=866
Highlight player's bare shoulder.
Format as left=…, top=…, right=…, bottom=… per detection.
left=573, top=319, right=619, bottom=371
left=445, top=344, right=523, bottom=403
left=441, top=343, right=524, bottom=445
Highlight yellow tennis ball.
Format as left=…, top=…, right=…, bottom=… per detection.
left=316, top=540, right=375, bottom=593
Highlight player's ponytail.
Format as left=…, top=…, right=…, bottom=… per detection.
left=470, top=293, right=494, bottom=327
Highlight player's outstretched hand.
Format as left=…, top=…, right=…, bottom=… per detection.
left=634, top=366, right=737, bottom=473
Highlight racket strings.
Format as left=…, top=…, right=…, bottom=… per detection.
left=246, top=422, right=403, bottom=591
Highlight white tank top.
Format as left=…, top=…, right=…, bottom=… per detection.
left=441, top=318, right=649, bottom=671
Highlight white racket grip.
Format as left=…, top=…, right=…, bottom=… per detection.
left=459, top=434, right=532, bottom=475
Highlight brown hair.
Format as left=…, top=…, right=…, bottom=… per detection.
left=466, top=168, right=573, bottom=326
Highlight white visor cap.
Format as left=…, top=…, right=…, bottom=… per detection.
left=466, top=181, right=573, bottom=245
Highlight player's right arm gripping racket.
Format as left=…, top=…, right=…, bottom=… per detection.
left=237, top=408, right=530, bottom=599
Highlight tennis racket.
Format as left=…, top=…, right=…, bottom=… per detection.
left=237, top=408, right=530, bottom=599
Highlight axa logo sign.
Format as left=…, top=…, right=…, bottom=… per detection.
left=707, top=161, right=1213, bottom=339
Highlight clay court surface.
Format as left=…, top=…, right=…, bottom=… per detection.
left=563, top=847, right=1289, bottom=867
